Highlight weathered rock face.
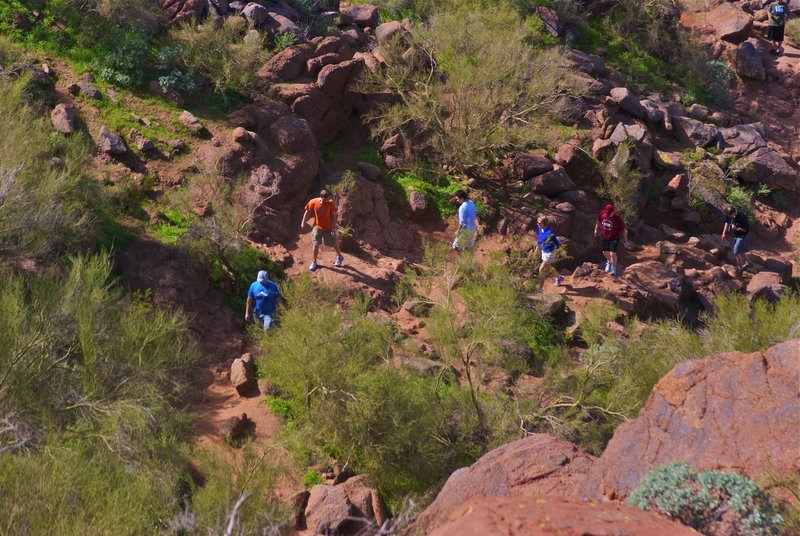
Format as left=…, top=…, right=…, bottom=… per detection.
left=672, top=116, right=719, bottom=149
left=428, top=496, right=701, bottom=536
left=160, top=0, right=207, bottom=23
left=569, top=261, right=693, bottom=319
left=527, top=166, right=577, bottom=195
left=582, top=340, right=800, bottom=500
left=514, top=151, right=554, bottom=180
left=609, top=87, right=646, bottom=119
left=734, top=39, right=765, bottom=81
left=709, top=3, right=753, bottom=43
left=340, top=4, right=379, bottom=28
left=304, top=475, right=388, bottom=535
left=408, top=434, right=596, bottom=535
left=257, top=44, right=313, bottom=83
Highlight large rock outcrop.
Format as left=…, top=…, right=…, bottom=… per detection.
left=582, top=340, right=800, bottom=500
left=409, top=434, right=595, bottom=534
left=304, top=475, right=388, bottom=534
left=428, top=495, right=700, bottom=536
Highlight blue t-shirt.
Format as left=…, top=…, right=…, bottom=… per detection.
left=537, top=226, right=560, bottom=253
left=248, top=280, right=281, bottom=316
left=458, top=200, right=476, bottom=231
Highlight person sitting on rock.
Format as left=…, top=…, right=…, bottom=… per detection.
left=767, top=0, right=788, bottom=56
left=722, top=206, right=751, bottom=275
left=533, top=215, right=565, bottom=290
left=451, top=189, right=476, bottom=251
left=245, top=270, right=282, bottom=331
left=301, top=189, right=343, bottom=271
left=594, top=203, right=629, bottom=277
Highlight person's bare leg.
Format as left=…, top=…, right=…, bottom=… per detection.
left=610, top=251, right=618, bottom=270
left=334, top=241, right=342, bottom=256
left=537, top=263, right=551, bottom=290
left=312, top=244, right=320, bottom=264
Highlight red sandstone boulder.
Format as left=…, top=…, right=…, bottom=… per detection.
left=51, top=103, right=75, bottom=134
left=257, top=44, right=313, bottom=83
left=340, top=4, right=378, bottom=28
left=304, top=475, right=387, bottom=535
left=408, top=434, right=595, bottom=535
left=709, top=3, right=754, bottom=43
left=513, top=151, right=554, bottom=180
left=581, top=340, right=800, bottom=500
left=317, top=59, right=363, bottom=99
left=160, top=0, right=207, bottom=23
left=428, top=495, right=700, bottom=536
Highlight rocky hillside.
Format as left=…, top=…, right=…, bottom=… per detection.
left=0, top=0, right=798, bottom=534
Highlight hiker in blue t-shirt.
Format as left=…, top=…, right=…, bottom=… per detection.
left=451, top=190, right=477, bottom=251
left=533, top=216, right=564, bottom=291
left=245, top=270, right=282, bottom=331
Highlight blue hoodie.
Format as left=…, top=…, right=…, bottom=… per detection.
left=537, top=226, right=560, bottom=253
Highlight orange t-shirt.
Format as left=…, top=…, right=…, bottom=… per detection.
left=305, top=197, right=336, bottom=231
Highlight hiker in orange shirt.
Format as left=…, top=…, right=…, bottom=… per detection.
left=300, top=189, right=344, bottom=271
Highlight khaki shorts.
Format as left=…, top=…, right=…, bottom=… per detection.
left=312, top=226, right=336, bottom=246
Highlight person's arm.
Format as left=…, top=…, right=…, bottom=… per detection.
left=300, top=209, right=309, bottom=230
left=622, top=227, right=629, bottom=246
left=332, top=204, right=338, bottom=235
left=458, top=203, right=466, bottom=228
left=245, top=295, right=252, bottom=321
left=593, top=219, right=600, bottom=237
left=721, top=220, right=729, bottom=239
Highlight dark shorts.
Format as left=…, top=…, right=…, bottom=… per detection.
left=311, top=226, right=336, bottom=247
left=767, top=25, right=785, bottom=42
left=733, top=234, right=750, bottom=255
left=602, top=239, right=620, bottom=252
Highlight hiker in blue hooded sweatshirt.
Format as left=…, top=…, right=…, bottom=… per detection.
left=245, top=270, right=282, bottom=331
left=533, top=215, right=564, bottom=291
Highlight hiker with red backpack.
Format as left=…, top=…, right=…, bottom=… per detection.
left=594, top=203, right=629, bottom=277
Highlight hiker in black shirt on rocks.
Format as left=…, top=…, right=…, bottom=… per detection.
left=722, top=206, right=752, bottom=275
left=767, top=0, right=788, bottom=56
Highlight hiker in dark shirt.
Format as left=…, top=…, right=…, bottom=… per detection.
left=722, top=206, right=752, bottom=275
left=767, top=0, right=788, bottom=56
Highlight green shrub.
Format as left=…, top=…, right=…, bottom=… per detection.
left=629, top=463, right=783, bottom=535
left=0, top=70, right=97, bottom=259
left=598, top=140, right=642, bottom=223
left=385, top=172, right=468, bottom=218
left=526, top=292, right=800, bottom=454
left=153, top=209, right=191, bottom=244
left=361, top=0, right=587, bottom=169
left=786, top=19, right=800, bottom=48
left=94, top=31, right=151, bottom=87
left=171, top=17, right=272, bottom=95
left=302, top=469, right=325, bottom=488
left=725, top=185, right=753, bottom=211
left=257, top=276, right=516, bottom=505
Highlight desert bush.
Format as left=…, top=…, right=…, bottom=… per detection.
left=257, top=275, right=520, bottom=504
left=786, top=19, right=800, bottom=48
left=725, top=185, right=753, bottom=211
left=525, top=291, right=800, bottom=454
left=0, top=254, right=200, bottom=534
left=171, top=17, right=271, bottom=95
left=0, top=71, right=97, bottom=259
left=598, top=140, right=643, bottom=223
left=361, top=0, right=587, bottom=170
left=629, top=463, right=783, bottom=535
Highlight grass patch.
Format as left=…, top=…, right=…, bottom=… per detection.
left=152, top=209, right=191, bottom=245
left=385, top=171, right=467, bottom=218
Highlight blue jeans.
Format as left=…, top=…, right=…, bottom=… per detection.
left=255, top=313, right=275, bottom=331
left=733, top=235, right=749, bottom=255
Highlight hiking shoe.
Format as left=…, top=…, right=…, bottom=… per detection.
left=610, top=267, right=617, bottom=277
left=335, top=255, right=344, bottom=267
left=604, top=261, right=611, bottom=273
left=309, top=261, right=318, bottom=272
left=741, top=262, right=752, bottom=272
left=555, top=275, right=565, bottom=287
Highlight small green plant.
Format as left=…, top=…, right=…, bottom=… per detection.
left=94, top=32, right=152, bottom=87
left=629, top=463, right=783, bottom=535
left=272, top=31, right=297, bottom=52
left=153, top=209, right=191, bottom=245
left=302, top=469, right=325, bottom=488
left=265, top=396, right=298, bottom=422
left=725, top=185, right=753, bottom=211
left=385, top=171, right=467, bottom=218
left=769, top=190, right=789, bottom=210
